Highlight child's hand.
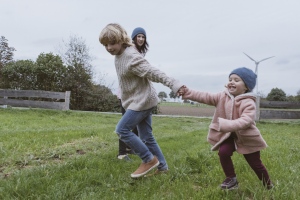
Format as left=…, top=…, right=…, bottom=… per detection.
left=177, top=85, right=187, bottom=96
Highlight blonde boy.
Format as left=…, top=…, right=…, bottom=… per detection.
left=99, top=23, right=183, bottom=178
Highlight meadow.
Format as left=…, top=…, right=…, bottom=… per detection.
left=0, top=107, right=299, bottom=199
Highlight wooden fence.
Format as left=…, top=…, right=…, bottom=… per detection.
left=260, top=110, right=300, bottom=119
left=0, top=89, right=71, bottom=110
left=259, top=100, right=300, bottom=120
left=260, top=100, right=300, bottom=109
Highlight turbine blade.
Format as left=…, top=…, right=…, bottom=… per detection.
left=258, top=56, right=275, bottom=63
left=243, top=52, right=256, bottom=62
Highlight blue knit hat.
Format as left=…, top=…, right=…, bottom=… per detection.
left=229, top=67, right=257, bottom=92
left=131, top=27, right=146, bottom=39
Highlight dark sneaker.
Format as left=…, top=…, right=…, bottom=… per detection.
left=117, top=154, right=131, bottom=161
left=144, top=169, right=169, bottom=177
left=220, top=177, right=238, bottom=190
left=131, top=156, right=159, bottom=178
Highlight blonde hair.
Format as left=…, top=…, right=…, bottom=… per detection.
left=99, top=23, right=133, bottom=47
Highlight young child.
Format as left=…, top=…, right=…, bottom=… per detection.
left=117, top=27, right=149, bottom=161
left=99, top=23, right=183, bottom=178
left=179, top=67, right=273, bottom=190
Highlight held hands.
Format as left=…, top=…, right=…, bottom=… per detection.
left=177, top=85, right=187, bottom=97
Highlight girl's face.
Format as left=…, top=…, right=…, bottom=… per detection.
left=136, top=34, right=146, bottom=47
left=227, top=74, right=248, bottom=97
left=104, top=41, right=125, bottom=55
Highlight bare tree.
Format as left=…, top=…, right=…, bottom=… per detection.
left=57, top=35, right=93, bottom=76
left=0, top=36, right=16, bottom=70
left=56, top=35, right=119, bottom=111
left=56, top=35, right=95, bottom=110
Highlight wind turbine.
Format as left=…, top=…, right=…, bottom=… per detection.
left=243, top=52, right=275, bottom=94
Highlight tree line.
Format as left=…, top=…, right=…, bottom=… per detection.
left=0, top=35, right=119, bottom=112
left=1, top=35, right=299, bottom=112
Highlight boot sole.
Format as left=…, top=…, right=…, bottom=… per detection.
left=130, top=161, right=159, bottom=178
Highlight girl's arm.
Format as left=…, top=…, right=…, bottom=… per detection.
left=182, top=88, right=220, bottom=107
left=216, top=100, right=256, bottom=133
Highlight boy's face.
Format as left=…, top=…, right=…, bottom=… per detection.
left=104, top=41, right=124, bottom=55
left=227, top=74, right=248, bottom=97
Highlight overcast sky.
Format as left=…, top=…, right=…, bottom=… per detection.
left=1, top=0, right=300, bottom=97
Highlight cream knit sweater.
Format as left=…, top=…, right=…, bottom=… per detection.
left=115, top=46, right=182, bottom=111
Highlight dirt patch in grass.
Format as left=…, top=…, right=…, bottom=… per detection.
left=157, top=105, right=215, bottom=117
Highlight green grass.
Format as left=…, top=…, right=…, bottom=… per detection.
left=0, top=108, right=299, bottom=199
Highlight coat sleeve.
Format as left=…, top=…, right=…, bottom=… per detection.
left=216, top=100, right=256, bottom=133
left=182, top=89, right=220, bottom=106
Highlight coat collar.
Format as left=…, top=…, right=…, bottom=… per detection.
left=224, top=89, right=257, bottom=102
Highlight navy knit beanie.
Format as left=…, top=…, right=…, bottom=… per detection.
left=131, top=27, right=146, bottom=39
left=229, top=67, right=257, bottom=92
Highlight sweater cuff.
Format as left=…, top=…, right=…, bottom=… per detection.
left=171, top=79, right=183, bottom=94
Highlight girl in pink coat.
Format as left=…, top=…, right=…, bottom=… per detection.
left=180, top=67, right=273, bottom=190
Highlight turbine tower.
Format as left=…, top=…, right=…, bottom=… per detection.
left=243, top=52, right=275, bottom=94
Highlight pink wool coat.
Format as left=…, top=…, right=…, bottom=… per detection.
left=183, top=89, right=267, bottom=154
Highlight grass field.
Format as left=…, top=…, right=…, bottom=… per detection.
left=0, top=107, right=300, bottom=199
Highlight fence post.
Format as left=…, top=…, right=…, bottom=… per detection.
left=1, top=96, right=8, bottom=108
left=63, top=91, right=71, bottom=110
left=256, top=96, right=260, bottom=121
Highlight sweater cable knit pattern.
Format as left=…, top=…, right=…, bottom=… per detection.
left=115, top=46, right=182, bottom=111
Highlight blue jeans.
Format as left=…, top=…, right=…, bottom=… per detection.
left=115, top=107, right=168, bottom=170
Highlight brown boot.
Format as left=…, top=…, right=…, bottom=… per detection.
left=131, top=156, right=159, bottom=178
